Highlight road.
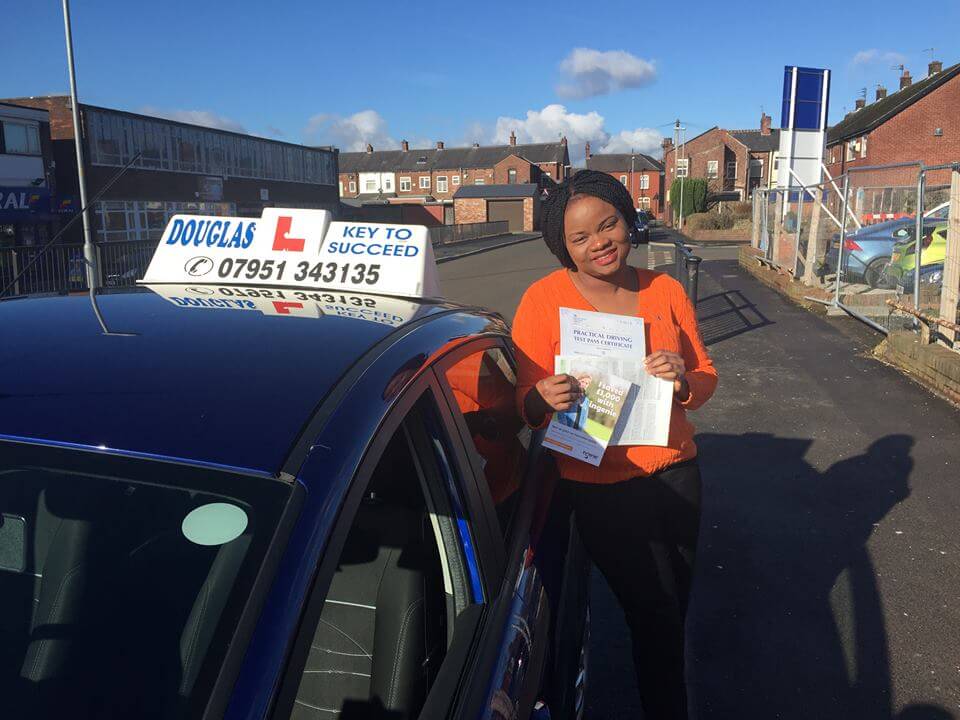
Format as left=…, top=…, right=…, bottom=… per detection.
left=438, top=235, right=960, bottom=719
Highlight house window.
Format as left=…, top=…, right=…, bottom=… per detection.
left=620, top=174, right=628, bottom=185
left=706, top=161, right=718, bottom=179
left=749, top=158, right=763, bottom=178
left=2, top=121, right=41, bottom=155
left=640, top=174, right=650, bottom=190
left=846, top=140, right=857, bottom=161
left=420, top=176, right=431, bottom=189
left=348, top=181, right=356, bottom=193
left=726, top=161, right=737, bottom=179
left=399, top=177, right=412, bottom=192
left=364, top=179, right=376, bottom=192
left=640, top=197, right=651, bottom=209
left=773, top=154, right=780, bottom=172
left=452, top=175, right=460, bottom=185
left=474, top=179, right=485, bottom=185
left=383, top=176, right=394, bottom=192
left=436, top=176, right=448, bottom=193
left=508, top=169, right=517, bottom=184
left=860, top=135, right=868, bottom=158
left=676, top=159, right=688, bottom=178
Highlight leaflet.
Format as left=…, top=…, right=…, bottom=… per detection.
left=559, top=307, right=672, bottom=447
left=543, top=357, right=631, bottom=467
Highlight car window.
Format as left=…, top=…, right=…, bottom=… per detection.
left=0, top=441, right=291, bottom=719
left=284, top=395, right=478, bottom=720
left=441, top=346, right=530, bottom=541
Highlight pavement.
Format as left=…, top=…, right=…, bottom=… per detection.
left=433, top=231, right=541, bottom=262
left=439, top=239, right=960, bottom=719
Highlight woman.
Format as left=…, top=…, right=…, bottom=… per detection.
left=512, top=170, right=717, bottom=719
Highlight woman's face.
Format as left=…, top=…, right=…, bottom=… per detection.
left=563, top=195, right=630, bottom=278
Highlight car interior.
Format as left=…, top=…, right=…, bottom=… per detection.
left=290, top=425, right=451, bottom=720
left=0, top=467, right=261, bottom=718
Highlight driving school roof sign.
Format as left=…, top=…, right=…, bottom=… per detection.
left=141, top=207, right=441, bottom=299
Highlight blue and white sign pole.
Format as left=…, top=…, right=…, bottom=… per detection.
left=776, top=66, right=831, bottom=204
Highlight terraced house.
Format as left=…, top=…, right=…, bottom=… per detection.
left=336, top=133, right=570, bottom=225
left=662, top=113, right=781, bottom=221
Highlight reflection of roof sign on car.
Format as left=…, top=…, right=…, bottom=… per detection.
left=0, top=209, right=590, bottom=719
left=821, top=202, right=949, bottom=288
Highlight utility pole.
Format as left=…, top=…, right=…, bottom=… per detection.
left=62, top=0, right=98, bottom=289
left=675, top=119, right=686, bottom=230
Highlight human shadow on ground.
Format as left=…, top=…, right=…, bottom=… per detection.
left=696, top=290, right=774, bottom=347
left=688, top=432, right=953, bottom=720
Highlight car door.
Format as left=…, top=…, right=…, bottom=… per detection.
left=270, top=371, right=504, bottom=720
left=431, top=339, right=590, bottom=720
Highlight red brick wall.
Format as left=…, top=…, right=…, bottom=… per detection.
left=455, top=198, right=487, bottom=224
left=494, top=155, right=534, bottom=185
left=826, top=72, right=960, bottom=178
left=429, top=167, right=461, bottom=201
left=338, top=172, right=359, bottom=197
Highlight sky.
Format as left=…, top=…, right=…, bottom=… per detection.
left=5, top=0, right=960, bottom=165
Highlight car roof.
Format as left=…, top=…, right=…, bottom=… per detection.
left=0, top=287, right=477, bottom=475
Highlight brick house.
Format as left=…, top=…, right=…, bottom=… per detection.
left=584, top=147, right=664, bottom=217
left=825, top=60, right=960, bottom=178
left=662, top=113, right=780, bottom=220
left=337, top=133, right=569, bottom=224
left=453, top=184, right=540, bottom=232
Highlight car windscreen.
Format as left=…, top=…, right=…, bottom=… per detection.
left=0, top=441, right=292, bottom=719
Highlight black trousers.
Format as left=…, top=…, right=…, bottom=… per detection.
left=566, top=459, right=701, bottom=720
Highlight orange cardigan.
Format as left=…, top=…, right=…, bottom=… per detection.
left=512, top=267, right=718, bottom=484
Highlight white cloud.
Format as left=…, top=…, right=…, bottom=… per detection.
left=303, top=110, right=398, bottom=151
left=600, top=128, right=664, bottom=156
left=492, top=104, right=663, bottom=165
left=852, top=49, right=906, bottom=66
left=139, top=107, right=247, bottom=133
left=557, top=48, right=657, bottom=99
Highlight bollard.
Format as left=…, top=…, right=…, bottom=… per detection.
left=674, top=242, right=685, bottom=286
left=685, top=255, right=702, bottom=306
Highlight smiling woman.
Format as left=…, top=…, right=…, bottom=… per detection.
left=512, top=169, right=717, bottom=719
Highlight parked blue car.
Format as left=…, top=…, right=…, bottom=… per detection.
left=0, top=283, right=590, bottom=719
left=821, top=203, right=949, bottom=288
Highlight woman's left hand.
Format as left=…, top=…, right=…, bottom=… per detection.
left=645, top=350, right=689, bottom=400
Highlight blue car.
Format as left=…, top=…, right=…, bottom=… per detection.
left=0, top=282, right=590, bottom=719
left=821, top=203, right=949, bottom=288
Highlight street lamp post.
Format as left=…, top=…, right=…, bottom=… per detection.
left=62, top=0, right=99, bottom=289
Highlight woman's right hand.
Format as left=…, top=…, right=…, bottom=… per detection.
left=535, top=374, right=582, bottom=412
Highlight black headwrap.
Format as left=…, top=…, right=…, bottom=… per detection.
left=541, top=169, right=638, bottom=269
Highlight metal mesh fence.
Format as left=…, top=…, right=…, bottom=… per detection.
left=833, top=163, right=922, bottom=332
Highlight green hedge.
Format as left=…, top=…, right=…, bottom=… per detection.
left=669, top=178, right=709, bottom=220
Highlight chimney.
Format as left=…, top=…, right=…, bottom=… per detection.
left=509, top=130, right=517, bottom=147
left=760, top=112, right=771, bottom=136
left=855, top=98, right=866, bottom=110
left=585, top=141, right=591, bottom=161
left=560, top=135, right=568, bottom=146
left=436, top=140, right=444, bottom=150
left=929, top=60, right=943, bottom=76
left=900, top=69, right=913, bottom=89
left=661, top=137, right=674, bottom=154
left=875, top=85, right=888, bottom=101
left=401, top=139, right=409, bottom=151
left=365, top=143, right=373, bottom=153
